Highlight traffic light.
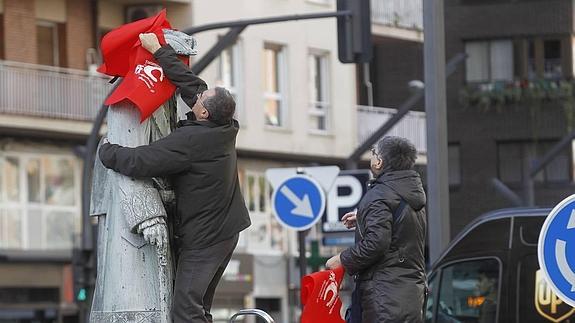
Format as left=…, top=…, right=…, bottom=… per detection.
left=337, top=0, right=372, bottom=64
left=72, top=247, right=95, bottom=303
left=77, top=288, right=87, bottom=302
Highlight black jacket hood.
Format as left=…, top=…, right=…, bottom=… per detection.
left=375, top=169, right=426, bottom=211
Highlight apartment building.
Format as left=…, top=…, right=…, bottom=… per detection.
left=444, top=0, right=575, bottom=235
left=0, top=0, right=101, bottom=322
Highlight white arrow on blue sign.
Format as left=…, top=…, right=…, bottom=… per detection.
left=271, top=175, right=326, bottom=231
left=538, top=194, right=575, bottom=307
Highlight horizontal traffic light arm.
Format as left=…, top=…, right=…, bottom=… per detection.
left=183, top=11, right=351, bottom=35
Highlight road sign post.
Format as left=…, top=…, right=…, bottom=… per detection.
left=266, top=167, right=339, bottom=282
left=538, top=194, right=575, bottom=307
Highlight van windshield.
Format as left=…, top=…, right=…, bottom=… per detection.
left=431, top=258, right=500, bottom=323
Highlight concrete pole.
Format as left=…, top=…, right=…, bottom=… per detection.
left=424, top=0, right=450, bottom=265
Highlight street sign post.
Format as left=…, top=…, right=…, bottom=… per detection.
left=538, top=194, right=575, bottom=307
left=266, top=166, right=340, bottom=287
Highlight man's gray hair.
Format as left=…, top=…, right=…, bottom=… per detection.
left=375, top=136, right=417, bottom=171
left=203, top=87, right=236, bottom=125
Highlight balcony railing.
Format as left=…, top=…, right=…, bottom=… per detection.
left=0, top=60, right=111, bottom=121
left=371, top=0, right=423, bottom=31
left=357, top=105, right=426, bottom=154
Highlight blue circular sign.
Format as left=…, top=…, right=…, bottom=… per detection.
left=272, top=175, right=326, bottom=231
left=538, top=194, right=575, bottom=307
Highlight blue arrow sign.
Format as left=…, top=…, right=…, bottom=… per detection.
left=272, top=175, right=326, bottom=231
left=539, top=194, right=575, bottom=307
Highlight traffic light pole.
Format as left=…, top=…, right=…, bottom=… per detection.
left=424, top=0, right=450, bottom=265
left=183, top=11, right=351, bottom=35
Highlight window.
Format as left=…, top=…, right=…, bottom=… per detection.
left=0, top=14, right=4, bottom=60
left=219, top=43, right=243, bottom=121
left=465, top=40, right=513, bottom=82
left=36, top=21, right=60, bottom=67
left=263, top=44, right=287, bottom=127
left=308, top=52, right=330, bottom=132
left=241, top=171, right=285, bottom=254
left=543, top=40, right=562, bottom=79
left=528, top=40, right=537, bottom=80
left=526, top=38, right=563, bottom=80
left=425, top=274, right=438, bottom=322
left=437, top=259, right=500, bottom=323
left=448, top=144, right=461, bottom=186
left=0, top=153, right=80, bottom=250
left=497, top=141, right=571, bottom=184
left=244, top=173, right=269, bottom=214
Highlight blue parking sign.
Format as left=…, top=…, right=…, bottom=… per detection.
left=272, top=175, right=326, bottom=231
left=539, top=194, right=575, bottom=307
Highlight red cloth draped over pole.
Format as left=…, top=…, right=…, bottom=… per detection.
left=300, top=266, right=346, bottom=323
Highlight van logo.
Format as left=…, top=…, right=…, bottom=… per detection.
left=535, top=270, right=575, bottom=322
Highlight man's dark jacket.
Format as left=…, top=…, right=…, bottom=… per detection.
left=99, top=45, right=251, bottom=250
left=340, top=170, right=427, bottom=323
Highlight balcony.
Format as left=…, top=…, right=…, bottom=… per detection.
left=370, top=0, right=423, bottom=42
left=371, top=0, right=423, bottom=30
left=0, top=61, right=110, bottom=122
left=357, top=105, right=427, bottom=156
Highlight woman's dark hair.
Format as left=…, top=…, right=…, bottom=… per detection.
left=375, top=136, right=417, bottom=171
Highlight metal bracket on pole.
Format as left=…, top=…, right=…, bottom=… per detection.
left=191, top=26, right=246, bottom=75
left=519, top=127, right=575, bottom=206
left=530, top=128, right=575, bottom=177
left=490, top=178, right=524, bottom=207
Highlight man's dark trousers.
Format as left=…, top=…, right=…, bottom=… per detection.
left=172, top=234, right=239, bottom=323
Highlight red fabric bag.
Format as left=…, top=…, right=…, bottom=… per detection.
left=98, top=9, right=188, bottom=121
left=300, top=266, right=346, bottom=323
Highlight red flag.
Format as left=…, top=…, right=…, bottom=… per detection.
left=98, top=9, right=187, bottom=121
left=300, top=267, right=346, bottom=323
left=103, top=46, right=189, bottom=121
left=98, top=9, right=171, bottom=76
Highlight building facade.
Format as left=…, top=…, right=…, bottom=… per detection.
left=0, top=0, right=427, bottom=322
left=444, top=0, right=575, bottom=235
